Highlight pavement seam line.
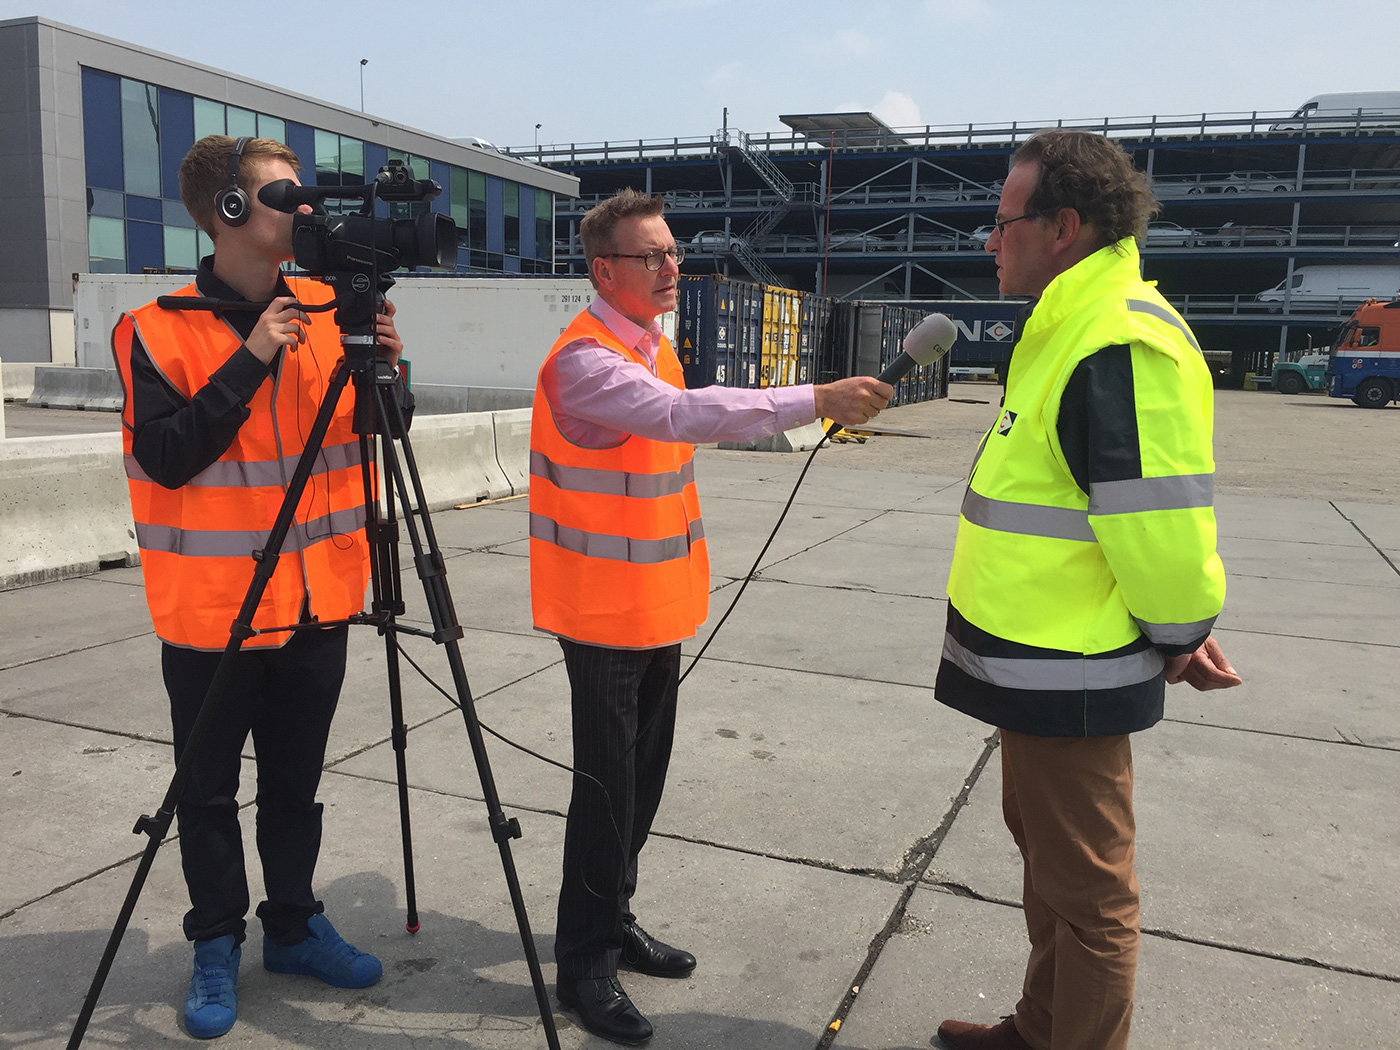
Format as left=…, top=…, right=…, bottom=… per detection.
left=1159, top=715, right=1400, bottom=752
left=1329, top=500, right=1400, bottom=577
left=813, top=732, right=1000, bottom=1050
left=928, top=881, right=1400, bottom=984
left=0, top=630, right=154, bottom=673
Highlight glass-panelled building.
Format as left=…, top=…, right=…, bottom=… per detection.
left=0, top=16, right=578, bottom=363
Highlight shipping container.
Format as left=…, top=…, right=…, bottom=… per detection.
left=799, top=292, right=830, bottom=385
left=901, top=299, right=1025, bottom=373
left=823, top=301, right=949, bottom=406
left=677, top=274, right=764, bottom=388
left=760, top=286, right=803, bottom=387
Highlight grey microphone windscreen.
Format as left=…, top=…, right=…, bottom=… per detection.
left=902, top=313, right=958, bottom=366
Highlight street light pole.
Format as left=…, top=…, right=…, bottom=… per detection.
left=359, top=58, right=368, bottom=112
left=534, top=123, right=542, bottom=150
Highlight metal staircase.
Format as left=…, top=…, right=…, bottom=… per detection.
left=718, top=129, right=794, bottom=286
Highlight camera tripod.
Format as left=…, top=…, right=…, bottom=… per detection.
left=68, top=276, right=561, bottom=1049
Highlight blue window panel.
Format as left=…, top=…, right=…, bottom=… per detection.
left=158, top=88, right=195, bottom=200
left=81, top=68, right=123, bottom=191
left=285, top=121, right=317, bottom=175
left=88, top=187, right=123, bottom=218
left=126, top=195, right=162, bottom=222
left=485, top=176, right=504, bottom=255
left=163, top=199, right=196, bottom=227
left=127, top=220, right=164, bottom=272
left=503, top=255, right=521, bottom=273
left=429, top=160, right=450, bottom=216
left=363, top=142, right=389, bottom=216
left=518, top=187, right=536, bottom=260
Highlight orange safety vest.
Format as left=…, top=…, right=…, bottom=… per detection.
left=529, top=308, right=709, bottom=649
left=112, top=278, right=370, bottom=650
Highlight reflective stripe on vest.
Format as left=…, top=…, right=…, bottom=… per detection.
left=135, top=504, right=368, bottom=558
left=123, top=440, right=362, bottom=488
left=1133, top=614, right=1219, bottom=647
left=942, top=631, right=1165, bottom=690
left=1127, top=298, right=1201, bottom=353
left=529, top=513, right=703, bottom=564
left=960, top=489, right=1096, bottom=542
left=530, top=449, right=695, bottom=498
left=1088, top=473, right=1213, bottom=515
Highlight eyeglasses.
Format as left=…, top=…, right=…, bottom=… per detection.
left=991, top=212, right=1047, bottom=236
left=603, top=246, right=686, bottom=270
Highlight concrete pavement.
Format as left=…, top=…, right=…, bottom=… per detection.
left=1, top=404, right=1397, bottom=1049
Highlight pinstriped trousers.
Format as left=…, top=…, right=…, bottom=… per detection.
left=554, top=639, right=681, bottom=980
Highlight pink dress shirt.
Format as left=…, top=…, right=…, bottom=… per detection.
left=540, top=297, right=818, bottom=447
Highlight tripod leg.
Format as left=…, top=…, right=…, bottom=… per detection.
left=68, top=363, right=355, bottom=1049
left=373, top=375, right=561, bottom=1049
left=356, top=382, right=420, bottom=935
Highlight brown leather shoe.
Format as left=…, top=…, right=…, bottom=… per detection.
left=936, top=1015, right=1033, bottom=1050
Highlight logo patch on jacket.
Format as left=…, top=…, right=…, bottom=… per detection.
left=997, top=409, right=1017, bottom=436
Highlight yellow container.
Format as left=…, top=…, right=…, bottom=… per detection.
left=760, top=286, right=804, bottom=386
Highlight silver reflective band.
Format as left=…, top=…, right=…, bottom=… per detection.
left=530, top=450, right=694, bottom=499
left=1133, top=615, right=1218, bottom=646
left=1089, top=474, right=1213, bottom=515
left=961, top=489, right=1096, bottom=542
left=124, top=442, right=363, bottom=490
left=135, top=505, right=367, bottom=558
left=530, top=514, right=695, bottom=564
left=942, top=632, right=1165, bottom=690
left=1126, top=298, right=1201, bottom=353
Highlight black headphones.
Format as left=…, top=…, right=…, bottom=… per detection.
left=214, top=136, right=252, bottom=227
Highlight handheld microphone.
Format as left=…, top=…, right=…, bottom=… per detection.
left=824, top=312, right=957, bottom=439
left=257, top=179, right=333, bottom=213
left=877, top=312, right=958, bottom=385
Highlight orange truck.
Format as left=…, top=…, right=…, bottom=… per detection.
left=1328, top=298, right=1400, bottom=407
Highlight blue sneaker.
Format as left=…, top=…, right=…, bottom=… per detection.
left=184, top=936, right=240, bottom=1039
left=262, top=913, right=382, bottom=989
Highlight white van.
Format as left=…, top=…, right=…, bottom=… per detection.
left=1257, top=264, right=1400, bottom=305
left=1271, top=92, right=1400, bottom=130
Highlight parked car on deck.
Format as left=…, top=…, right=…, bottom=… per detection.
left=1144, top=221, right=1199, bottom=247
left=689, top=230, right=731, bottom=252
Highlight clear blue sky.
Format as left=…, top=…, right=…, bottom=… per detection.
left=7, top=0, right=1398, bottom=148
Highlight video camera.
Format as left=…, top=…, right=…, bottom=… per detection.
left=257, top=161, right=457, bottom=277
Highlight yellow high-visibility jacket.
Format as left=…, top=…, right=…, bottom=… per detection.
left=936, top=238, right=1225, bottom=736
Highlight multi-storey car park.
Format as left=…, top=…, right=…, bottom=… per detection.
left=530, top=105, right=1400, bottom=379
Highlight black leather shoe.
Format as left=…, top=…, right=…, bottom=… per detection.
left=556, top=976, right=653, bottom=1045
left=620, top=921, right=696, bottom=978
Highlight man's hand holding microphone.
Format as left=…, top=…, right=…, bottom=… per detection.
left=816, top=312, right=958, bottom=431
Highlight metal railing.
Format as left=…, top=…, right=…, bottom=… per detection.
left=557, top=169, right=1400, bottom=217
left=509, top=109, right=1400, bottom=164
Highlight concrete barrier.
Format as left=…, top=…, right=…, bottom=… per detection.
left=492, top=408, right=533, bottom=496
left=412, top=384, right=533, bottom=415
left=718, top=420, right=828, bottom=453
left=28, top=366, right=124, bottom=411
left=0, top=432, right=138, bottom=590
left=0, top=408, right=534, bottom=592
left=383, top=412, right=515, bottom=514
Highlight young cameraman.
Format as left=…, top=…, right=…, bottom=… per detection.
left=112, top=135, right=410, bottom=1039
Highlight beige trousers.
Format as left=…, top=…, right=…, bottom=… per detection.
left=1000, top=729, right=1140, bottom=1050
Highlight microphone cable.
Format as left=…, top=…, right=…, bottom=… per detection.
left=382, top=424, right=839, bottom=904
